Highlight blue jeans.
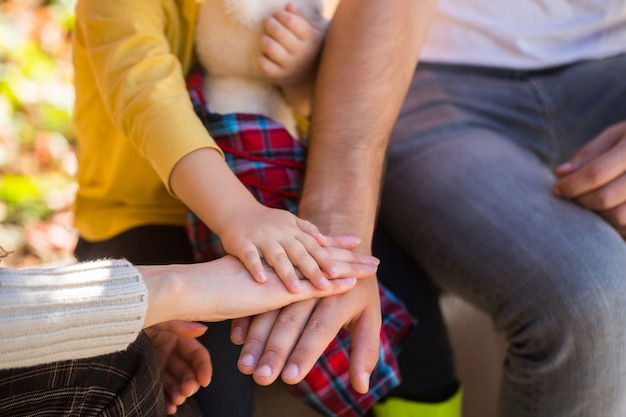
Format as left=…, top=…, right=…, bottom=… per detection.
left=380, top=54, right=626, bottom=416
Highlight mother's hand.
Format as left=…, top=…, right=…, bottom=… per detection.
left=553, top=121, right=626, bottom=236
left=144, top=321, right=212, bottom=415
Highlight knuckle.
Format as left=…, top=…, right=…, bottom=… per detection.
left=242, top=250, right=260, bottom=263
left=593, top=189, right=615, bottom=209
left=261, top=345, right=287, bottom=359
left=272, top=251, right=289, bottom=264
left=607, top=205, right=626, bottom=226
left=307, top=317, right=331, bottom=334
left=583, top=165, right=607, bottom=185
left=277, top=311, right=301, bottom=327
left=363, top=347, right=381, bottom=367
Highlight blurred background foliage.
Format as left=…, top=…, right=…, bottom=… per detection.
left=0, top=0, right=77, bottom=266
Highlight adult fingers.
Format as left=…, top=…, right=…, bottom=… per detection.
left=279, top=279, right=380, bottom=391
left=323, top=234, right=362, bottom=249
left=150, top=320, right=208, bottom=338
left=599, top=202, right=626, bottom=234
left=231, top=316, right=252, bottom=345
left=347, top=307, right=382, bottom=394
left=251, top=300, right=317, bottom=386
left=324, top=246, right=379, bottom=266
left=237, top=309, right=281, bottom=375
left=573, top=173, right=626, bottom=211
left=556, top=122, right=626, bottom=177
left=554, top=135, right=626, bottom=199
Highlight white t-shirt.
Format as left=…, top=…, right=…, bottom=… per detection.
left=419, top=0, right=626, bottom=69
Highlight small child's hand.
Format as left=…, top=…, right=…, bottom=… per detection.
left=257, top=2, right=326, bottom=91
left=218, top=204, right=371, bottom=293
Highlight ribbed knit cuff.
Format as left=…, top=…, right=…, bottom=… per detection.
left=0, top=259, right=148, bottom=370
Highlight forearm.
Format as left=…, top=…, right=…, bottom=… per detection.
left=169, top=148, right=261, bottom=236
left=300, top=0, right=436, bottom=247
left=0, top=260, right=147, bottom=370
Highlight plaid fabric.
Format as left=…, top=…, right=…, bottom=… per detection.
left=186, top=67, right=415, bottom=417
left=0, top=333, right=172, bottom=417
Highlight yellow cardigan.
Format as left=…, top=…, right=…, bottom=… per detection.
left=72, top=0, right=222, bottom=241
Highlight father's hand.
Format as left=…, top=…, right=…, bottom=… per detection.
left=553, top=121, right=626, bottom=236
left=231, top=276, right=381, bottom=394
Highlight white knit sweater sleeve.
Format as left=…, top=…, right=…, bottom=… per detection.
left=0, top=259, right=148, bottom=370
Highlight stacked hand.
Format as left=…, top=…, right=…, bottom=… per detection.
left=137, top=252, right=379, bottom=414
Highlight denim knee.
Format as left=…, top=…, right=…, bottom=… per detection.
left=498, top=240, right=626, bottom=386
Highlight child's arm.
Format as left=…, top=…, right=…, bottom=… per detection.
left=171, top=148, right=376, bottom=293
left=257, top=3, right=327, bottom=118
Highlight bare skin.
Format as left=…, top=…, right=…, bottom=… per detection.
left=258, top=2, right=327, bottom=118
left=553, top=121, right=626, bottom=237
left=231, top=0, right=438, bottom=394
left=138, top=253, right=378, bottom=414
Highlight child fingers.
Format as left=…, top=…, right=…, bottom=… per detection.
left=262, top=242, right=303, bottom=293
left=264, top=14, right=302, bottom=53
left=295, top=217, right=327, bottom=246
left=257, top=52, right=284, bottom=78
left=238, top=243, right=267, bottom=283
left=259, top=32, right=292, bottom=68
left=292, top=234, right=337, bottom=281
left=288, top=249, right=332, bottom=290
left=273, top=7, right=319, bottom=41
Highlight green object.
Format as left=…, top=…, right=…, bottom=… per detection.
left=372, top=387, right=463, bottom=417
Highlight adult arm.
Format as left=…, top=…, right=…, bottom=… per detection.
left=0, top=255, right=371, bottom=371
left=234, top=0, right=437, bottom=393
left=0, top=260, right=148, bottom=370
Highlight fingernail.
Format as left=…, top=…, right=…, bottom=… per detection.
left=256, top=271, right=267, bottom=282
left=292, top=279, right=302, bottom=291
left=239, top=354, right=256, bottom=367
left=337, top=277, right=357, bottom=287
left=361, top=372, right=371, bottom=392
left=255, top=364, right=273, bottom=377
left=366, top=256, right=380, bottom=264
left=283, top=364, right=299, bottom=380
left=327, top=266, right=339, bottom=277
left=314, top=232, right=328, bottom=244
left=319, top=277, right=331, bottom=288
left=557, top=161, right=577, bottom=175
left=232, top=326, right=244, bottom=342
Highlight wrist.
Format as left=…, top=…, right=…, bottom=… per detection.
left=139, top=265, right=186, bottom=328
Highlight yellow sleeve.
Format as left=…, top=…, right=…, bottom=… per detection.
left=74, top=0, right=223, bottom=190
left=294, top=110, right=311, bottom=141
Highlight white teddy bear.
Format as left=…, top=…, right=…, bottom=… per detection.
left=195, top=0, right=329, bottom=139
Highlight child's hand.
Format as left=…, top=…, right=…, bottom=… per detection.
left=257, top=2, right=326, bottom=91
left=218, top=204, right=374, bottom=293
